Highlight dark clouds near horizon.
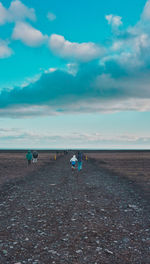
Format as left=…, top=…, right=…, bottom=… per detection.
left=0, top=59, right=150, bottom=115
left=0, top=61, right=125, bottom=108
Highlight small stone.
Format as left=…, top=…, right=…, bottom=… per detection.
left=96, top=247, right=102, bottom=252
left=48, top=250, right=57, bottom=254
left=62, top=238, right=68, bottom=241
left=128, top=204, right=139, bottom=211
left=123, top=237, right=130, bottom=243
left=105, top=249, right=113, bottom=255
left=76, top=249, right=82, bottom=254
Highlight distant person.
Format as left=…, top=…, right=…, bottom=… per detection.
left=33, top=150, right=38, bottom=163
left=70, top=155, right=78, bottom=170
left=77, top=151, right=83, bottom=171
left=26, top=150, right=32, bottom=166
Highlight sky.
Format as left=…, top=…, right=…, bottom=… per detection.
left=0, top=0, right=150, bottom=149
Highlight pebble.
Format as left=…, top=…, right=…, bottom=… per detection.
left=96, top=247, right=102, bottom=252
left=123, top=237, right=130, bottom=243
left=105, top=249, right=113, bottom=255
left=48, top=250, right=57, bottom=254
left=76, top=249, right=82, bottom=254
left=128, top=204, right=140, bottom=211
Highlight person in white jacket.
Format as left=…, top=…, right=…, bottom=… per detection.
left=70, top=155, right=78, bottom=170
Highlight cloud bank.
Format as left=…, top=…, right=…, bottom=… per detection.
left=1, top=128, right=150, bottom=148
left=1, top=60, right=150, bottom=117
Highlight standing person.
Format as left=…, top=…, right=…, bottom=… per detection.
left=70, top=155, right=78, bottom=170
left=77, top=151, right=83, bottom=171
left=33, top=150, right=38, bottom=163
left=26, top=150, right=32, bottom=166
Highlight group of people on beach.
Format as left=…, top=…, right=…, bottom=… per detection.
left=26, top=150, right=83, bottom=171
left=70, top=151, right=83, bottom=171
left=26, top=150, right=38, bottom=166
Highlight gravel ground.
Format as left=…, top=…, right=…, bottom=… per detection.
left=0, top=154, right=150, bottom=264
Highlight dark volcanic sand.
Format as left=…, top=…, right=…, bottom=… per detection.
left=0, top=152, right=59, bottom=186
left=86, top=151, right=150, bottom=197
left=0, top=153, right=150, bottom=263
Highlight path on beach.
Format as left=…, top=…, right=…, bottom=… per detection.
left=0, top=154, right=149, bottom=264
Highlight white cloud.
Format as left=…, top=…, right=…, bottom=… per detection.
left=103, top=2, right=150, bottom=72
left=134, top=33, right=149, bottom=52
left=12, top=22, right=47, bottom=47
left=49, top=34, right=104, bottom=61
left=47, top=12, right=56, bottom=21
left=20, top=73, right=42, bottom=88
left=94, top=72, right=150, bottom=99
left=0, top=40, right=13, bottom=58
left=1, top=96, right=150, bottom=119
left=0, top=128, right=150, bottom=148
left=0, top=3, right=8, bottom=25
left=141, top=0, right=150, bottom=20
left=104, top=31, right=150, bottom=71
left=67, top=63, right=78, bottom=75
left=71, top=132, right=150, bottom=143
left=9, top=0, right=36, bottom=22
left=0, top=105, right=59, bottom=118
left=0, top=0, right=36, bottom=25
left=111, top=41, right=123, bottom=51
left=44, top=68, right=57, bottom=74
left=105, top=14, right=122, bottom=27
left=75, top=98, right=150, bottom=113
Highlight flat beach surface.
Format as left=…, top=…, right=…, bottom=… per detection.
left=0, top=151, right=150, bottom=263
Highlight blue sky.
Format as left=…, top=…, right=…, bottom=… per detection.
left=0, top=0, right=150, bottom=149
